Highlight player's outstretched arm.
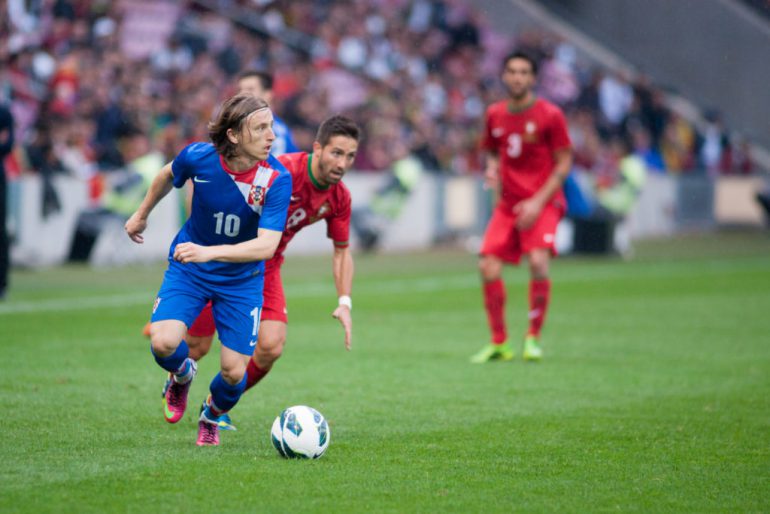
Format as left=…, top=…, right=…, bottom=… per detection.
left=331, top=245, right=354, bottom=351
left=173, top=228, right=283, bottom=264
left=125, top=163, right=174, bottom=243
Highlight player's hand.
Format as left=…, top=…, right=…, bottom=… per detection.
left=173, top=242, right=212, bottom=263
left=332, top=306, right=352, bottom=351
left=125, top=213, right=147, bottom=244
left=483, top=166, right=499, bottom=190
left=513, top=198, right=543, bottom=230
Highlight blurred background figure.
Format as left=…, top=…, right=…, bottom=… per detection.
left=0, top=102, right=15, bottom=300
left=68, top=131, right=166, bottom=262
left=351, top=139, right=424, bottom=251
left=236, top=70, right=298, bottom=156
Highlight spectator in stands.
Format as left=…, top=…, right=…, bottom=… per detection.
left=598, top=71, right=634, bottom=131
left=660, top=112, right=697, bottom=173
left=24, top=115, right=63, bottom=218
left=697, top=110, right=731, bottom=176
left=629, top=124, right=665, bottom=174
left=0, top=0, right=755, bottom=218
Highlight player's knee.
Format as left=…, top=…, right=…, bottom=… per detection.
left=528, top=250, right=550, bottom=278
left=220, top=363, right=246, bottom=385
left=531, top=265, right=548, bottom=280
left=150, top=332, right=181, bottom=356
left=259, top=336, right=286, bottom=364
left=187, top=335, right=213, bottom=361
left=479, top=256, right=501, bottom=281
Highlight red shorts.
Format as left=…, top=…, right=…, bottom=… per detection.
left=479, top=201, right=564, bottom=264
left=187, top=263, right=286, bottom=338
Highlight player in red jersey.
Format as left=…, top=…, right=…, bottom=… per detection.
left=178, top=115, right=360, bottom=429
left=470, top=51, right=573, bottom=363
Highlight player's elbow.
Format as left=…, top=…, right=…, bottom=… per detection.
left=260, top=241, right=280, bottom=261
left=262, top=247, right=277, bottom=261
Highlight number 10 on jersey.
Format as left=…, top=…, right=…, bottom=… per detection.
left=213, top=212, right=241, bottom=237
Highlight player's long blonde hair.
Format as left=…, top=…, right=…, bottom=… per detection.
left=208, top=93, right=270, bottom=159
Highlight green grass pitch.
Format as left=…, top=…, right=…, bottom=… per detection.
left=1, top=232, right=768, bottom=513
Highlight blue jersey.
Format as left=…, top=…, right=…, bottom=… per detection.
left=169, top=142, right=292, bottom=283
left=270, top=114, right=298, bottom=156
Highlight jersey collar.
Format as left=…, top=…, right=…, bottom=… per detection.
left=307, top=153, right=329, bottom=191
left=507, top=95, right=537, bottom=114
left=220, top=155, right=264, bottom=176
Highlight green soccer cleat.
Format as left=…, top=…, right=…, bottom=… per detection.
left=470, top=342, right=515, bottom=363
left=522, top=335, right=543, bottom=361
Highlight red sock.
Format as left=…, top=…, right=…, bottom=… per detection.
left=207, top=396, right=224, bottom=417
left=483, top=279, right=507, bottom=344
left=528, top=278, right=551, bottom=337
left=245, top=359, right=269, bottom=391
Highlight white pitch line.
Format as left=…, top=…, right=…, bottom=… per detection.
left=0, top=275, right=480, bottom=316
left=0, top=292, right=155, bottom=315
left=2, top=258, right=764, bottom=316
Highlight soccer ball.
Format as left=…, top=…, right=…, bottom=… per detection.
left=271, top=405, right=330, bottom=459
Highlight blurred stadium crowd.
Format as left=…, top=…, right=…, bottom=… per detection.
left=0, top=0, right=757, bottom=200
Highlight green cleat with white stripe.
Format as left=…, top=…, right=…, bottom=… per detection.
left=522, top=335, right=543, bottom=361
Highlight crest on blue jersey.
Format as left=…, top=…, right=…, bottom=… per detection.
left=230, top=165, right=276, bottom=215
left=249, top=184, right=265, bottom=205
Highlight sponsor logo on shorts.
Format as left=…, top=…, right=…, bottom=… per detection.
left=249, top=340, right=257, bottom=347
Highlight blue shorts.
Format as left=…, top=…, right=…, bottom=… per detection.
left=151, top=261, right=263, bottom=355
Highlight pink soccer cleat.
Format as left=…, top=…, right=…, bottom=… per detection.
left=196, top=399, right=220, bottom=446
left=162, top=360, right=197, bottom=424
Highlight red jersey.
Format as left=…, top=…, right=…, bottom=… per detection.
left=274, top=152, right=351, bottom=262
left=481, top=97, right=571, bottom=208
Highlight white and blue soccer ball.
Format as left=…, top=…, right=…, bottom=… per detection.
left=271, top=405, right=330, bottom=459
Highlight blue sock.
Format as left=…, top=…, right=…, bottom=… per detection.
left=208, top=372, right=247, bottom=413
left=152, top=340, right=189, bottom=373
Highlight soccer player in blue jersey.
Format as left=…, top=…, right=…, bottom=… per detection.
left=237, top=70, right=298, bottom=157
left=138, top=68, right=299, bottom=339
left=125, top=93, right=292, bottom=446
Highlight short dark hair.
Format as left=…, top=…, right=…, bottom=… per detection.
left=503, top=51, right=538, bottom=75
left=208, top=93, right=270, bottom=159
left=315, top=115, right=361, bottom=147
left=237, top=69, right=273, bottom=91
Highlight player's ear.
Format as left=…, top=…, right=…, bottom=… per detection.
left=312, top=141, right=322, bottom=154
left=226, top=128, right=239, bottom=145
